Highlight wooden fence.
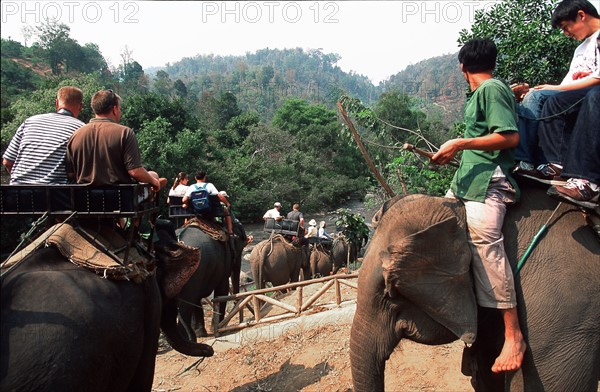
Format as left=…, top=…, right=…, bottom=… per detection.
left=210, top=273, right=358, bottom=337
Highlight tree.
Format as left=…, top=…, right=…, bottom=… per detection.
left=121, top=92, right=197, bottom=134
left=153, top=70, right=173, bottom=97
left=173, top=79, right=188, bottom=98
left=31, top=20, right=70, bottom=75
left=117, top=60, right=148, bottom=95
left=458, top=0, right=577, bottom=85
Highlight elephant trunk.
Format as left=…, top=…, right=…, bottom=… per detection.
left=350, top=306, right=392, bottom=392
left=160, top=298, right=214, bottom=357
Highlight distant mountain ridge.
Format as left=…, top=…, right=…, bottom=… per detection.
left=161, top=48, right=464, bottom=124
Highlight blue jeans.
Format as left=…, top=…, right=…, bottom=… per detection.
left=539, top=87, right=600, bottom=184
left=515, top=90, right=561, bottom=164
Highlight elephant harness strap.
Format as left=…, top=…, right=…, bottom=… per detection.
left=180, top=217, right=227, bottom=242
left=2, top=222, right=156, bottom=283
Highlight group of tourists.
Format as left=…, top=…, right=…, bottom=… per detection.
left=430, top=0, right=598, bottom=376
left=510, top=0, right=599, bottom=204
left=3, top=87, right=165, bottom=192
left=262, top=202, right=333, bottom=241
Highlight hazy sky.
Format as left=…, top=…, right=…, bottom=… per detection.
left=1, top=1, right=500, bottom=83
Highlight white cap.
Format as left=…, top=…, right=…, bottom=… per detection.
left=219, top=190, right=229, bottom=197
left=274, top=202, right=282, bottom=207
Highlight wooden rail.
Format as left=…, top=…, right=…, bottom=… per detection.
left=210, top=273, right=358, bottom=337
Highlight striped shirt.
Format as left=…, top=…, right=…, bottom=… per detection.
left=3, top=112, right=85, bottom=184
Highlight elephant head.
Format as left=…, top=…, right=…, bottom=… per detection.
left=352, top=185, right=600, bottom=392
left=351, top=195, right=477, bottom=392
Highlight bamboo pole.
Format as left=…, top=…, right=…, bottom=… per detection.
left=301, top=280, right=335, bottom=311
left=212, top=273, right=359, bottom=303
left=217, top=295, right=254, bottom=329
left=337, top=101, right=396, bottom=198
left=255, top=294, right=297, bottom=313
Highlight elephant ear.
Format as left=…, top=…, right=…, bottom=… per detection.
left=382, top=216, right=477, bottom=344
left=155, top=242, right=200, bottom=300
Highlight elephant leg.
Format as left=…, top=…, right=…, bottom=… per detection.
left=177, top=303, right=198, bottom=341
left=467, top=307, right=505, bottom=392
left=350, top=306, right=402, bottom=392
left=230, top=265, right=240, bottom=295
left=193, top=305, right=208, bottom=338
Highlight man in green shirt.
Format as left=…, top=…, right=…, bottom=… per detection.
left=432, top=38, right=526, bottom=373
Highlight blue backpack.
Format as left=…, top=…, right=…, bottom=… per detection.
left=189, top=183, right=210, bottom=213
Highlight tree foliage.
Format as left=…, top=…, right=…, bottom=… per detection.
left=458, top=0, right=577, bottom=85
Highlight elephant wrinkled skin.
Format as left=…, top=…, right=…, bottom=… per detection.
left=250, top=236, right=310, bottom=289
left=350, top=187, right=600, bottom=392
left=1, top=222, right=213, bottom=392
left=176, top=219, right=246, bottom=339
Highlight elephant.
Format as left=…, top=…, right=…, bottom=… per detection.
left=0, top=219, right=213, bottom=392
left=176, top=218, right=247, bottom=339
left=330, top=236, right=358, bottom=272
left=350, top=185, right=600, bottom=392
left=249, top=235, right=310, bottom=290
left=309, top=245, right=334, bottom=278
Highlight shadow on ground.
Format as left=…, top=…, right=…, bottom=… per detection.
left=230, top=359, right=337, bottom=392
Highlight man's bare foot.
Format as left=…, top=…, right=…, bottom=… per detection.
left=491, top=336, right=527, bottom=373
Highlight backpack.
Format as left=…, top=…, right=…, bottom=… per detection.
left=189, top=183, right=210, bottom=213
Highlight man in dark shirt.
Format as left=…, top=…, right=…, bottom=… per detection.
left=66, top=89, right=162, bottom=191
left=286, top=203, right=305, bottom=235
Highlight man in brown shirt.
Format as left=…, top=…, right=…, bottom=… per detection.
left=67, top=89, right=163, bottom=191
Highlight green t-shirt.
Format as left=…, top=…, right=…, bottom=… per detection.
left=450, top=78, right=520, bottom=202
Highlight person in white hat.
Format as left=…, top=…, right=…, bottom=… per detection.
left=263, top=201, right=283, bottom=221
left=305, top=219, right=318, bottom=238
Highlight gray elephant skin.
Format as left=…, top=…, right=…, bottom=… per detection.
left=330, top=236, right=358, bottom=271
left=176, top=219, right=246, bottom=338
left=250, top=236, right=310, bottom=289
left=1, top=228, right=213, bottom=391
left=177, top=222, right=247, bottom=342
left=350, top=186, right=600, bottom=392
left=309, top=246, right=333, bottom=277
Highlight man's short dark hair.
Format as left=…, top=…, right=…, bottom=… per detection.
left=91, top=89, right=120, bottom=115
left=195, top=170, right=207, bottom=180
left=458, top=38, right=497, bottom=73
left=551, top=0, right=600, bottom=28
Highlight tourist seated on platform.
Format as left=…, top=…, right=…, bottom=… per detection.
left=66, top=89, right=164, bottom=192
left=167, top=172, right=189, bottom=204
left=286, top=203, right=305, bottom=234
left=3, top=86, right=85, bottom=184
left=263, top=202, right=283, bottom=221
left=305, top=219, right=318, bottom=238
left=318, top=221, right=333, bottom=241
left=182, top=170, right=234, bottom=238
left=513, top=0, right=600, bottom=178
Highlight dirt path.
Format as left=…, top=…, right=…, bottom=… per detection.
left=152, top=280, right=473, bottom=391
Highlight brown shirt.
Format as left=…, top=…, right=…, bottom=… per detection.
left=66, top=118, right=142, bottom=185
